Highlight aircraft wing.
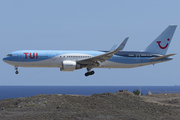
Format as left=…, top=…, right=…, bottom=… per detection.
left=150, top=53, right=176, bottom=60
left=77, top=37, right=129, bottom=65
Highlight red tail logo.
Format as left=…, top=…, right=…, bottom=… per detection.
left=157, top=38, right=170, bottom=49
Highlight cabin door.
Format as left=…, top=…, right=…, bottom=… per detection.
left=136, top=54, right=141, bottom=62
left=19, top=53, right=23, bottom=60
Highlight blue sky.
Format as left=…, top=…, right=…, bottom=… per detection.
left=0, top=0, right=180, bottom=86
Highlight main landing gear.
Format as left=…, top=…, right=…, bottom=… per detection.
left=14, top=66, right=19, bottom=74
left=85, top=65, right=95, bottom=77
left=85, top=71, right=95, bottom=77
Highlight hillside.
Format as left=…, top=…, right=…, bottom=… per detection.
left=0, top=91, right=180, bottom=120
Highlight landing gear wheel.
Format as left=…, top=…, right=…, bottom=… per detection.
left=14, top=66, right=19, bottom=74
left=15, top=71, right=19, bottom=74
left=84, top=71, right=95, bottom=76
left=91, top=71, right=95, bottom=75
left=85, top=73, right=89, bottom=77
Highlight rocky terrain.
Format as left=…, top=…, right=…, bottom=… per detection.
left=0, top=91, right=180, bottom=120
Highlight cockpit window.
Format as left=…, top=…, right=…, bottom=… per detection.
left=7, top=54, right=13, bottom=57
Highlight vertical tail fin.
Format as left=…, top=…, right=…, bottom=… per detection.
left=144, top=25, right=177, bottom=55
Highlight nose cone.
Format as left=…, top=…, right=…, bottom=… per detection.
left=3, top=57, right=8, bottom=63
left=3, top=57, right=6, bottom=62
left=3, top=56, right=13, bottom=65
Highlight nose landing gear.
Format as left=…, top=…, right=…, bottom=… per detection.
left=15, top=71, right=19, bottom=74
left=14, top=66, right=19, bottom=74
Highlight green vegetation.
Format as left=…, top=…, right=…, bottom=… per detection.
left=133, top=89, right=140, bottom=95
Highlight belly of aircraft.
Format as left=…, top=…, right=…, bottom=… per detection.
left=5, top=57, right=168, bottom=69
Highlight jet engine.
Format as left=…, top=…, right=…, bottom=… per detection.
left=60, top=61, right=81, bottom=71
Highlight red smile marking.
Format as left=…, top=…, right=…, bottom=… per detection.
left=157, top=38, right=170, bottom=49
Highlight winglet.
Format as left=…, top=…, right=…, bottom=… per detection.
left=115, top=37, right=129, bottom=52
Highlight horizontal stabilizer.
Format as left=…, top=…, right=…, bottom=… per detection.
left=150, top=53, right=176, bottom=60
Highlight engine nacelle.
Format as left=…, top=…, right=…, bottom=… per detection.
left=60, top=61, right=81, bottom=71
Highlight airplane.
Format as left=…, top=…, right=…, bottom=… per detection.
left=3, top=25, right=177, bottom=76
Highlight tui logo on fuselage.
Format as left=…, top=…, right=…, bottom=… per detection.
left=23, top=53, right=38, bottom=59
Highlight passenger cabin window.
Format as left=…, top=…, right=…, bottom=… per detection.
left=7, top=54, right=12, bottom=57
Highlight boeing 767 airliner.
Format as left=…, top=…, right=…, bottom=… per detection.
left=3, top=25, right=177, bottom=76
